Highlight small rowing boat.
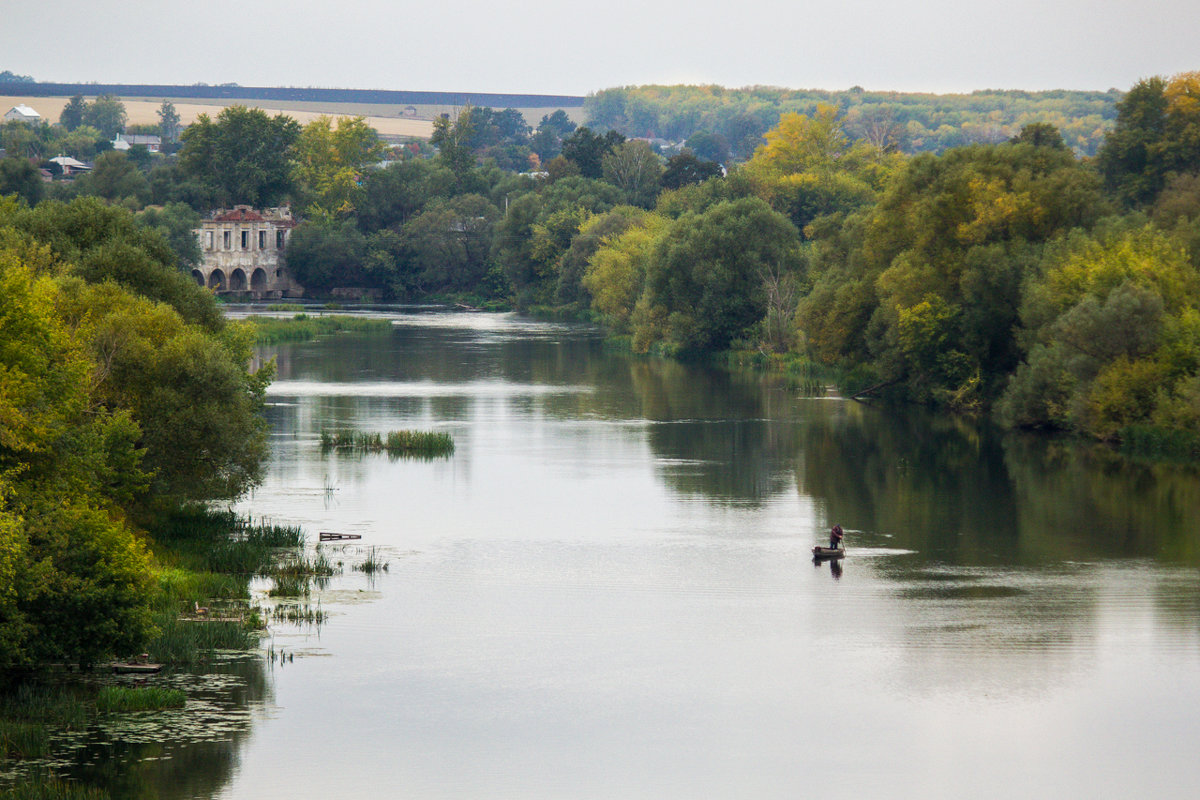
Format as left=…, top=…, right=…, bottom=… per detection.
left=812, top=546, right=846, bottom=559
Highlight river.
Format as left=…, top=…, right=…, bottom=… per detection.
left=94, top=311, right=1200, bottom=797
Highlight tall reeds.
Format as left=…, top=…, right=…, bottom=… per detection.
left=95, top=686, right=185, bottom=713
left=320, top=429, right=455, bottom=458
left=252, top=314, right=393, bottom=345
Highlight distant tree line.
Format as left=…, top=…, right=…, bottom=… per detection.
left=583, top=85, right=1120, bottom=159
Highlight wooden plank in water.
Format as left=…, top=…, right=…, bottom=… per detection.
left=319, top=532, right=362, bottom=542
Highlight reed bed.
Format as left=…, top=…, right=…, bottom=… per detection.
left=320, top=429, right=455, bottom=458
left=95, top=686, right=185, bottom=713
left=0, top=773, right=109, bottom=799
left=352, top=547, right=389, bottom=574
left=269, top=603, right=328, bottom=625
left=0, top=685, right=91, bottom=763
left=253, top=314, right=393, bottom=345
left=146, top=612, right=258, bottom=665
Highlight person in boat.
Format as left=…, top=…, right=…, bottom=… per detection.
left=829, top=524, right=844, bottom=550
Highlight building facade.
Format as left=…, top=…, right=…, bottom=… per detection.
left=193, top=206, right=304, bottom=298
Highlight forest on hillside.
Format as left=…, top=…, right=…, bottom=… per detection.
left=583, top=85, right=1121, bottom=158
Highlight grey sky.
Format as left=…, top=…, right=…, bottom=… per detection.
left=5, top=0, right=1197, bottom=95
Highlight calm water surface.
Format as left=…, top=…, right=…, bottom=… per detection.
left=183, top=311, right=1200, bottom=798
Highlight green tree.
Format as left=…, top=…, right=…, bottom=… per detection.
left=157, top=99, right=181, bottom=145
left=0, top=157, right=43, bottom=206
left=661, top=150, right=724, bottom=190
left=561, top=126, right=626, bottom=179
left=282, top=220, right=369, bottom=291
left=5, top=197, right=222, bottom=331
left=178, top=106, right=301, bottom=208
left=601, top=139, right=663, bottom=208
left=82, top=95, right=127, bottom=140
left=136, top=201, right=202, bottom=268
left=400, top=194, right=499, bottom=291
left=431, top=107, right=478, bottom=183
left=75, top=151, right=150, bottom=206
left=292, top=115, right=385, bottom=219
left=59, top=94, right=86, bottom=131
left=632, top=197, right=801, bottom=354
left=583, top=211, right=666, bottom=330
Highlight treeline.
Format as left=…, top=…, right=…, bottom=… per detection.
left=574, top=72, right=1200, bottom=455
left=0, top=196, right=272, bottom=669
left=584, top=84, right=1120, bottom=159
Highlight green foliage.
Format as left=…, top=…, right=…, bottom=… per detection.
left=250, top=313, right=393, bottom=344
left=561, top=127, right=626, bottom=179
left=1098, top=72, right=1200, bottom=208
left=585, top=84, right=1119, bottom=159
left=72, top=152, right=149, bottom=207
left=291, top=115, right=385, bottom=219
left=431, top=107, right=478, bottom=182
left=135, top=202, right=201, bottom=268
left=95, top=686, right=185, bottom=713
left=999, top=226, right=1200, bottom=443
left=2, top=197, right=222, bottom=330
left=81, top=95, right=126, bottom=140
left=0, top=158, right=43, bottom=206
left=632, top=196, right=801, bottom=354
left=178, top=106, right=300, bottom=208
left=320, top=429, right=455, bottom=457
left=281, top=220, right=368, bottom=292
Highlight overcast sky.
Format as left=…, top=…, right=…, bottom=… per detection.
left=5, top=0, right=1198, bottom=96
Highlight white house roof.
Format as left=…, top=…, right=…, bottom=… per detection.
left=49, top=155, right=89, bottom=169
left=5, top=104, right=41, bottom=119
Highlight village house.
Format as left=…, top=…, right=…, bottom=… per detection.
left=193, top=206, right=304, bottom=298
left=112, top=133, right=163, bottom=152
left=3, top=104, right=41, bottom=124
left=48, top=155, right=91, bottom=177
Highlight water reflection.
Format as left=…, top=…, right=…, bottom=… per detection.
left=54, top=656, right=271, bottom=800
left=229, top=312, right=1200, bottom=798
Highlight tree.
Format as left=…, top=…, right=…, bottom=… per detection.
left=59, top=94, right=86, bottom=131
left=0, top=259, right=153, bottom=667
left=431, top=107, right=477, bottom=182
left=282, top=220, right=368, bottom=291
left=137, top=201, right=202, bottom=268
left=743, top=105, right=897, bottom=231
left=561, top=127, right=625, bottom=179
left=999, top=225, right=1200, bottom=441
left=583, top=211, right=666, bottom=329
left=82, top=95, right=127, bottom=140
left=292, top=115, right=385, bottom=219
left=632, top=197, right=802, bottom=354
left=75, top=151, right=150, bottom=206
left=530, top=110, right=577, bottom=161
left=1010, top=122, right=1068, bottom=150
left=178, top=106, right=301, bottom=208
left=662, top=150, right=724, bottom=190
left=400, top=194, right=499, bottom=291
left=157, top=99, right=181, bottom=148
left=0, top=157, right=43, bottom=206
left=601, top=139, right=663, bottom=208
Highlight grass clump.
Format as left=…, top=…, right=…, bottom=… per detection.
left=95, top=686, right=185, bottom=713
left=252, top=314, right=392, bottom=344
left=321, top=428, right=454, bottom=458
left=353, top=547, right=389, bottom=574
